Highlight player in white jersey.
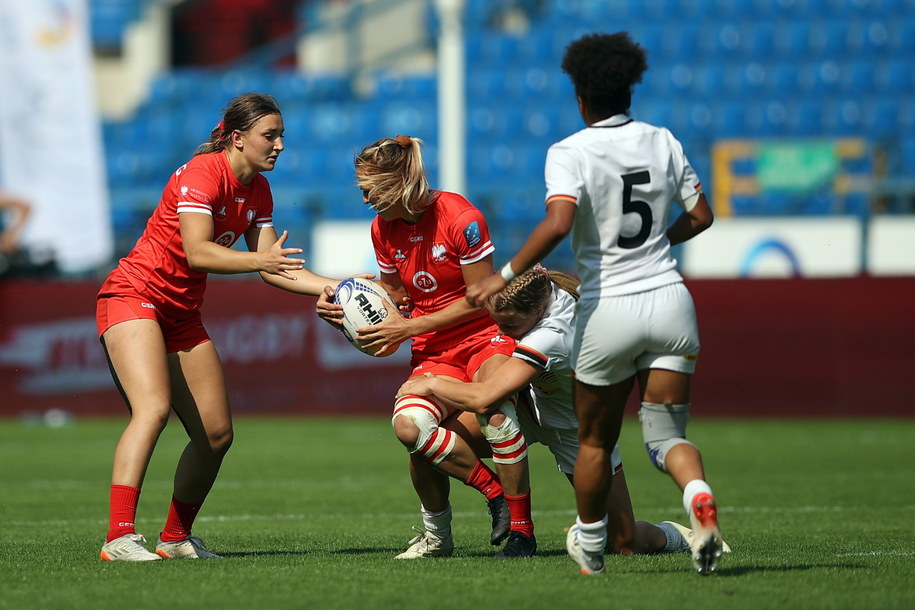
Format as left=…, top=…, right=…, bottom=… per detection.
left=466, top=32, right=722, bottom=576
left=401, top=266, right=731, bottom=557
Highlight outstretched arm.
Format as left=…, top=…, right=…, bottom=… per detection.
left=465, top=197, right=576, bottom=307
left=397, top=357, right=537, bottom=415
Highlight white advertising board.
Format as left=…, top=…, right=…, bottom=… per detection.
left=866, top=217, right=915, bottom=276
left=311, top=220, right=377, bottom=278
left=681, top=217, right=862, bottom=278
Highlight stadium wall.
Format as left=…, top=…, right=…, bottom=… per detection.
left=1, top=277, right=913, bottom=419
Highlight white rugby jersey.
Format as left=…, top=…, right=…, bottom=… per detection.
left=512, top=285, right=579, bottom=430
left=544, top=114, right=702, bottom=299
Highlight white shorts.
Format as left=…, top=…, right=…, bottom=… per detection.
left=572, top=282, right=700, bottom=386
left=518, top=404, right=622, bottom=474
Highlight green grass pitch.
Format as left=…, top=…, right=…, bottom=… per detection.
left=1, top=416, right=913, bottom=609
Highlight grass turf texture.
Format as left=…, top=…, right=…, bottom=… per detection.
left=1, top=416, right=913, bottom=609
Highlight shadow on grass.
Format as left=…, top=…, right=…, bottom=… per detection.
left=218, top=550, right=311, bottom=557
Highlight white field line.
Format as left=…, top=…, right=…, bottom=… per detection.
left=7, top=504, right=915, bottom=529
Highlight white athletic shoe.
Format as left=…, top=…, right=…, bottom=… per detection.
left=688, top=493, right=724, bottom=574
left=155, top=535, right=221, bottom=559
left=394, top=526, right=454, bottom=559
left=661, top=520, right=731, bottom=554
left=100, top=533, right=162, bottom=562
left=566, top=524, right=605, bottom=575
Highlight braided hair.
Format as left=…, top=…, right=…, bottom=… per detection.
left=489, top=265, right=580, bottom=316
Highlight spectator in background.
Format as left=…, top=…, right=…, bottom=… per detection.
left=0, top=190, right=31, bottom=254
left=466, top=32, right=722, bottom=576
left=316, top=135, right=537, bottom=559
left=96, top=93, right=352, bottom=562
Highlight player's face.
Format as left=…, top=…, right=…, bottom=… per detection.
left=359, top=182, right=403, bottom=221
left=240, top=114, right=284, bottom=172
left=489, top=307, right=542, bottom=340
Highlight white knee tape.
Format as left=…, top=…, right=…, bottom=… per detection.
left=477, top=401, right=528, bottom=465
left=639, top=402, right=694, bottom=473
left=392, top=395, right=453, bottom=462
left=417, top=428, right=456, bottom=465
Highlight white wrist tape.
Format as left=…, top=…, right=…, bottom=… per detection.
left=500, top=262, right=517, bottom=281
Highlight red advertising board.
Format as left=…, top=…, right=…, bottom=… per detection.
left=1, top=276, right=913, bottom=418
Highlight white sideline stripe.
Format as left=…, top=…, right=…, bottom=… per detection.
left=836, top=551, right=915, bottom=557
left=9, top=504, right=915, bottom=528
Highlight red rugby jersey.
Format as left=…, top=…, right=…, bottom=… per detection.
left=371, top=190, right=497, bottom=354
left=99, top=151, right=274, bottom=316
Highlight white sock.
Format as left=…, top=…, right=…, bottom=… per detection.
left=682, top=479, right=713, bottom=516
left=421, top=504, right=452, bottom=537
left=576, top=515, right=608, bottom=554
left=657, top=521, right=689, bottom=553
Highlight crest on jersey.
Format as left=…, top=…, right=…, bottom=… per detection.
left=215, top=206, right=227, bottom=220
left=246, top=209, right=255, bottom=223
left=394, top=249, right=406, bottom=261
left=431, top=243, right=447, bottom=263
left=215, top=231, right=236, bottom=247
left=413, top=271, right=438, bottom=293
left=462, top=221, right=481, bottom=248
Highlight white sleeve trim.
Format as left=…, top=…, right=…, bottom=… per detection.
left=682, top=191, right=701, bottom=213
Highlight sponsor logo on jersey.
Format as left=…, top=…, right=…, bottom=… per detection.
left=140, top=302, right=156, bottom=310
left=409, top=235, right=424, bottom=242
left=215, top=231, right=236, bottom=246
left=236, top=197, right=246, bottom=203
left=413, top=271, right=438, bottom=293
left=431, top=243, right=447, bottom=263
left=462, top=221, right=482, bottom=248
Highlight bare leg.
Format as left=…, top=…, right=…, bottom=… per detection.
left=168, top=341, right=234, bottom=503
left=572, top=376, right=633, bottom=522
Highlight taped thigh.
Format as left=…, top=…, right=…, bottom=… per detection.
left=638, top=402, right=694, bottom=473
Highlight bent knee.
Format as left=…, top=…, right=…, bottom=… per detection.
left=392, top=414, right=421, bottom=448
left=205, top=426, right=234, bottom=455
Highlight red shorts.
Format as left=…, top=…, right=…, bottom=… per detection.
left=409, top=332, right=515, bottom=382
left=96, top=293, right=210, bottom=354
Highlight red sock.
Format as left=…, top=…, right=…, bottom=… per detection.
left=159, top=496, right=203, bottom=542
left=107, top=484, right=141, bottom=542
left=464, top=461, right=503, bottom=500
left=505, top=492, right=534, bottom=537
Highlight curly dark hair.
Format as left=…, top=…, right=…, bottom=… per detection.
left=561, top=32, right=648, bottom=118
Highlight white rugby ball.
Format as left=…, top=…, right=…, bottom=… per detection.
left=334, top=277, right=398, bottom=356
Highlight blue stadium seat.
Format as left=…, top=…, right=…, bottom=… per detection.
left=853, top=19, right=892, bottom=57
left=788, top=99, right=827, bottom=137
left=380, top=102, right=436, bottom=138
left=712, top=101, right=750, bottom=138
left=768, top=62, right=801, bottom=94
left=864, top=96, right=901, bottom=139
left=808, top=20, right=852, bottom=58
left=841, top=59, right=876, bottom=93
left=823, top=98, right=865, bottom=136
left=467, top=69, right=503, bottom=100
left=876, top=57, right=914, bottom=93
left=774, top=21, right=812, bottom=57
left=799, top=60, right=843, bottom=95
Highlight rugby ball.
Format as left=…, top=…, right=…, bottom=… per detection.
left=334, top=277, right=398, bottom=356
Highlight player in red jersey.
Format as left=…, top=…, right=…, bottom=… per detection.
left=96, top=93, right=347, bottom=562
left=317, top=135, right=536, bottom=558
